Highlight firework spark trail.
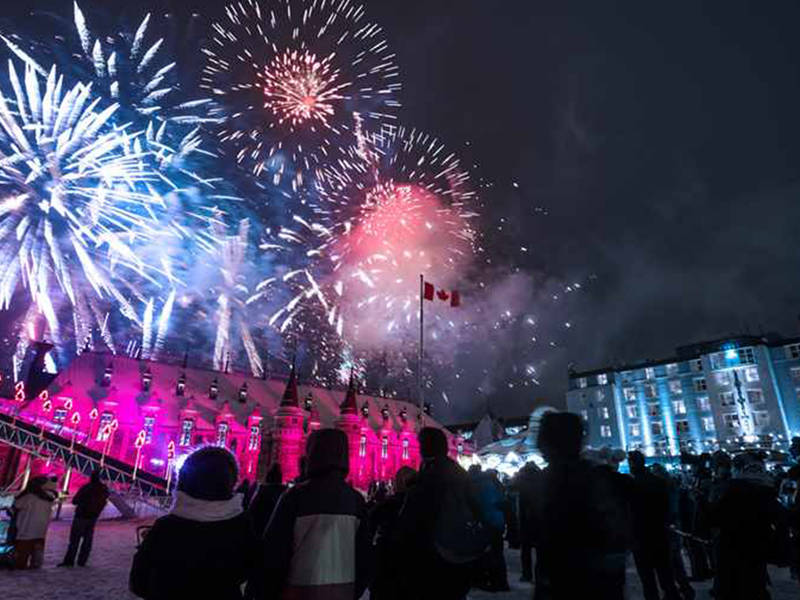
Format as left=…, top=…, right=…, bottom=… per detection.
left=0, top=58, right=171, bottom=350
left=67, top=2, right=216, bottom=126
left=201, top=0, right=401, bottom=186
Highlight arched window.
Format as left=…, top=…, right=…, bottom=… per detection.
left=381, top=437, right=389, bottom=459
left=97, top=412, right=114, bottom=441
left=216, top=422, right=229, bottom=447
left=248, top=425, right=260, bottom=451
left=359, top=434, right=367, bottom=458
left=143, top=415, right=156, bottom=443
left=402, top=438, right=409, bottom=460
left=179, top=419, right=194, bottom=447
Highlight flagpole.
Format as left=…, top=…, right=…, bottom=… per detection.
left=418, top=274, right=424, bottom=411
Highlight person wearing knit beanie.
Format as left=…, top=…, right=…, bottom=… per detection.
left=130, top=446, right=259, bottom=600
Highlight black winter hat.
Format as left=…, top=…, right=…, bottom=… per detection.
left=537, top=412, right=583, bottom=460
left=306, top=429, right=349, bottom=477
left=178, top=446, right=239, bottom=501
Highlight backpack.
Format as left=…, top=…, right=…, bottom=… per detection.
left=433, top=479, right=492, bottom=564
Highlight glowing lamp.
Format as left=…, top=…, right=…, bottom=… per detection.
left=725, top=348, right=737, bottom=360
left=38, top=390, right=48, bottom=402
left=70, top=412, right=80, bottom=426
left=135, top=431, right=146, bottom=449
left=111, top=419, right=119, bottom=431
left=167, top=441, right=176, bottom=459
left=42, top=399, right=52, bottom=413
left=89, top=408, right=98, bottom=420
left=64, top=398, right=73, bottom=410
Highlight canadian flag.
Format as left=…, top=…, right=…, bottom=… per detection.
left=423, top=281, right=460, bottom=307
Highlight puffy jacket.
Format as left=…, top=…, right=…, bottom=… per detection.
left=130, top=493, right=259, bottom=600
left=73, top=481, right=109, bottom=519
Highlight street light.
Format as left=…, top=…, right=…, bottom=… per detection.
left=133, top=430, right=146, bottom=481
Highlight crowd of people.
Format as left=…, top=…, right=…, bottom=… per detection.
left=6, top=411, right=800, bottom=600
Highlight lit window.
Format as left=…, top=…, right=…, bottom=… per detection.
left=381, top=437, right=389, bottom=459
left=216, top=422, right=228, bottom=447
left=786, top=344, right=800, bottom=360
left=580, top=410, right=588, bottom=421
left=702, top=416, right=715, bottom=432
left=722, top=413, right=740, bottom=430
left=598, top=406, right=610, bottom=420
left=644, top=367, right=655, bottom=380
left=648, top=403, right=661, bottom=417
left=179, top=419, right=194, bottom=447
left=651, top=422, right=663, bottom=436
left=596, top=390, right=606, bottom=402
left=697, top=396, right=711, bottom=412
left=53, top=408, right=68, bottom=424
left=576, top=377, right=587, bottom=389
left=738, top=347, right=756, bottom=365
left=600, top=425, right=612, bottom=438
left=626, top=404, right=638, bottom=418
left=97, top=412, right=113, bottom=441
left=710, top=353, right=726, bottom=371
left=597, top=373, right=608, bottom=385
left=744, top=367, right=759, bottom=382
left=791, top=367, right=800, bottom=382
left=672, top=400, right=687, bottom=415
left=719, top=392, right=735, bottom=407
left=359, top=434, right=367, bottom=458
left=693, top=378, right=707, bottom=392
left=644, top=383, right=658, bottom=399
left=143, top=415, right=156, bottom=444
left=669, top=380, right=682, bottom=395
left=402, top=438, right=409, bottom=460
left=675, top=420, right=690, bottom=434
left=623, top=387, right=637, bottom=401
left=630, top=423, right=641, bottom=437
left=754, top=411, right=770, bottom=427
left=748, top=389, right=764, bottom=405
left=692, top=359, right=703, bottom=372
left=715, top=371, right=730, bottom=386
left=655, top=440, right=668, bottom=456
left=666, top=363, right=679, bottom=376
left=248, top=425, right=260, bottom=451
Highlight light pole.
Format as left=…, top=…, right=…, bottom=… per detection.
left=88, top=408, right=98, bottom=444
left=166, top=441, right=176, bottom=492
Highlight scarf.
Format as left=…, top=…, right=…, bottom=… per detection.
left=170, top=491, right=244, bottom=522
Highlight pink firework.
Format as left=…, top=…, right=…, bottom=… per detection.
left=268, top=127, right=478, bottom=344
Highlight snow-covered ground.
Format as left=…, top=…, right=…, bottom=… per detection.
left=2, top=517, right=797, bottom=600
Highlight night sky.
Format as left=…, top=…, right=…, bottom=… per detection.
left=4, top=0, right=800, bottom=421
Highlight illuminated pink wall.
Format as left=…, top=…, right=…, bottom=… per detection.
left=0, top=353, right=471, bottom=490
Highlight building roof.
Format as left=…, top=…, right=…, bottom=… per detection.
left=38, top=351, right=446, bottom=436
left=568, top=333, right=800, bottom=379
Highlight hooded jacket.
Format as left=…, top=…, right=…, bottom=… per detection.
left=253, top=429, right=371, bottom=600
left=130, top=492, right=259, bottom=600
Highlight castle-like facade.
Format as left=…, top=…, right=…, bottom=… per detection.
left=0, top=350, right=472, bottom=490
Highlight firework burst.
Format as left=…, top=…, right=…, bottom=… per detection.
left=0, top=59, right=166, bottom=350
left=201, top=0, right=401, bottom=186
left=269, top=126, right=478, bottom=345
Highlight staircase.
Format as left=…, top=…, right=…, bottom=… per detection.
left=0, top=410, right=169, bottom=502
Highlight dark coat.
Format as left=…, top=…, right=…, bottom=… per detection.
left=130, top=511, right=258, bottom=600
left=394, top=456, right=475, bottom=600
left=72, top=481, right=109, bottom=520
left=629, top=469, right=673, bottom=552
left=530, top=459, right=631, bottom=600
left=248, top=482, right=286, bottom=536
left=368, top=492, right=406, bottom=600
left=708, top=478, right=787, bottom=600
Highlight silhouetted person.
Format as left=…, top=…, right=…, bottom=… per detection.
left=394, top=427, right=481, bottom=600
left=248, top=464, right=286, bottom=536
left=708, top=452, right=787, bottom=600
left=511, top=462, right=540, bottom=582
left=253, top=429, right=371, bottom=599
left=236, top=479, right=253, bottom=510
left=13, top=475, right=57, bottom=569
left=628, top=451, right=682, bottom=600
left=369, top=466, right=416, bottom=600
left=58, top=470, right=108, bottom=567
left=531, top=412, right=631, bottom=600
left=469, top=466, right=510, bottom=591
left=130, top=447, right=258, bottom=600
